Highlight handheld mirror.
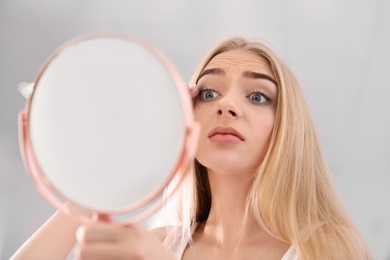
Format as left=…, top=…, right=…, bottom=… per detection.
left=18, top=33, right=199, bottom=224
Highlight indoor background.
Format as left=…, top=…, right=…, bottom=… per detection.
left=0, top=0, right=389, bottom=259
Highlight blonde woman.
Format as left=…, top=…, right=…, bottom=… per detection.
left=162, top=37, right=372, bottom=259
left=12, top=37, right=371, bottom=259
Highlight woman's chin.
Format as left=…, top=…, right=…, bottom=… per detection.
left=197, top=159, right=257, bottom=176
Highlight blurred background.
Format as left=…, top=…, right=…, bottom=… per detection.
left=1, top=0, right=389, bottom=259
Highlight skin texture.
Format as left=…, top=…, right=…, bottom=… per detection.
left=194, top=49, right=277, bottom=177
left=11, top=209, right=80, bottom=260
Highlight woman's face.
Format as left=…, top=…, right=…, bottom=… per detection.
left=194, top=49, right=278, bottom=175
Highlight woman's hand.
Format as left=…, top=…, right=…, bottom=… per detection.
left=75, top=223, right=174, bottom=260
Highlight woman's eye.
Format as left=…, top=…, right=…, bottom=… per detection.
left=248, top=92, right=270, bottom=103
left=199, top=89, right=219, bottom=100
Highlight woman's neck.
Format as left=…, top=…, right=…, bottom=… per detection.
left=202, top=169, right=264, bottom=248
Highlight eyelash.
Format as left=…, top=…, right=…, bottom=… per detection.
left=197, top=88, right=218, bottom=100
left=198, top=88, right=273, bottom=103
left=248, top=90, right=272, bottom=103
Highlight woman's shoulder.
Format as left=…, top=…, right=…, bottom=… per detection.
left=149, top=226, right=170, bottom=243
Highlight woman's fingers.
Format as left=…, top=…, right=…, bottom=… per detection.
left=76, top=224, right=151, bottom=254
left=77, top=223, right=136, bottom=243
left=76, top=224, right=142, bottom=260
left=188, top=84, right=199, bottom=99
left=77, top=224, right=117, bottom=243
left=75, top=223, right=174, bottom=260
left=76, top=242, right=120, bottom=260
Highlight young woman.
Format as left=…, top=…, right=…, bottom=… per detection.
left=12, top=37, right=372, bottom=259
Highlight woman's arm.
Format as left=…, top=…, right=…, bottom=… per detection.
left=11, top=209, right=81, bottom=260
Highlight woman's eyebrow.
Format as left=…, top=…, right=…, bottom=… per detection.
left=197, top=68, right=277, bottom=87
left=197, top=68, right=225, bottom=82
left=242, top=71, right=277, bottom=86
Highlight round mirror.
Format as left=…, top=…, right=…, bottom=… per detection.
left=19, top=33, right=199, bottom=224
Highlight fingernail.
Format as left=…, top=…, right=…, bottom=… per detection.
left=76, top=226, right=86, bottom=242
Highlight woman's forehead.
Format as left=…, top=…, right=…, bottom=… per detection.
left=205, top=49, right=273, bottom=75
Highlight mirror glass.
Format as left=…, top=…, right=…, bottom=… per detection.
left=20, top=34, right=196, bottom=222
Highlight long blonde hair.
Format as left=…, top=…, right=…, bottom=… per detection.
left=164, top=36, right=371, bottom=259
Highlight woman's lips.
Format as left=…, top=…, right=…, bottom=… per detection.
left=208, top=126, right=245, bottom=144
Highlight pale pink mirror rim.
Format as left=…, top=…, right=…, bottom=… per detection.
left=18, top=32, right=200, bottom=224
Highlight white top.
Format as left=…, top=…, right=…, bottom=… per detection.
left=163, top=226, right=299, bottom=260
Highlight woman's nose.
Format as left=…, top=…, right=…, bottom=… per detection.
left=217, top=109, right=236, bottom=117
left=217, top=94, right=241, bottom=118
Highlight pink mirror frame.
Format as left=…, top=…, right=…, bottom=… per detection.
left=18, top=32, right=200, bottom=224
